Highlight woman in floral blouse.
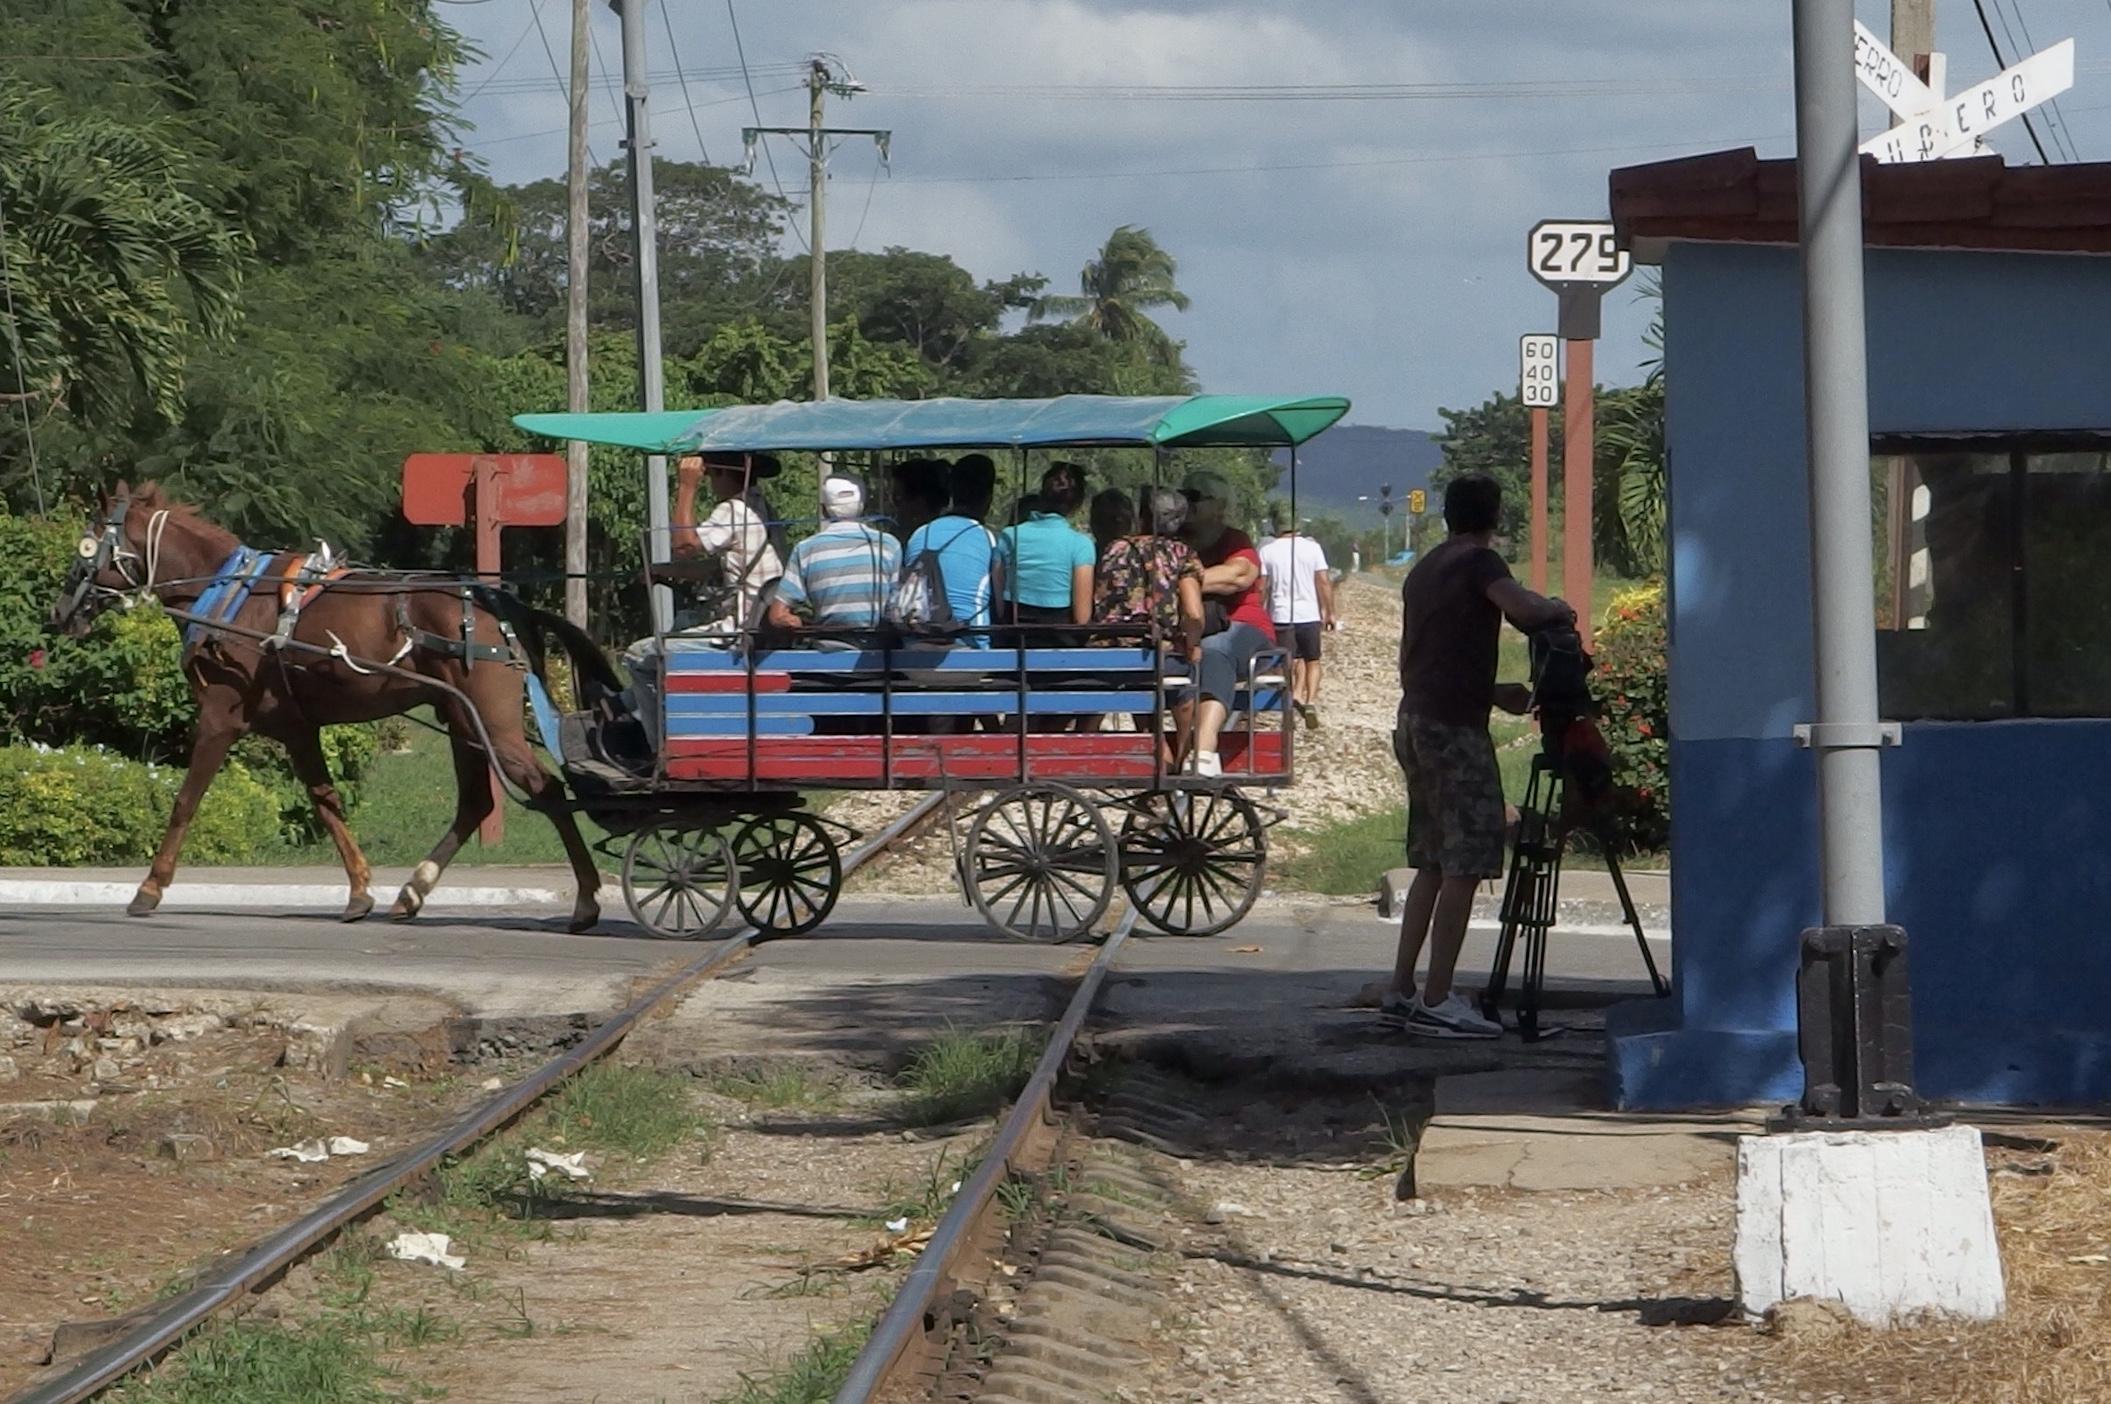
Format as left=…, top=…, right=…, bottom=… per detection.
left=1093, top=487, right=1206, bottom=762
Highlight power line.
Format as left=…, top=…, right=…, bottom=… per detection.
left=726, top=0, right=807, bottom=250
left=865, top=76, right=1797, bottom=102
left=461, top=1, right=543, bottom=104
left=466, top=61, right=801, bottom=98
left=1972, top=0, right=2056, bottom=162
left=846, top=146, right=884, bottom=249
left=529, top=0, right=598, bottom=167
left=2006, top=0, right=2080, bottom=161
left=658, top=0, right=713, bottom=165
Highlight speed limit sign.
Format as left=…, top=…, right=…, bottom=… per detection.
left=1520, top=334, right=1559, bottom=409
left=1527, top=220, right=1631, bottom=290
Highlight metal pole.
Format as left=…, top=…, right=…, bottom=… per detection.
left=808, top=60, right=829, bottom=402
left=1561, top=337, right=1595, bottom=647
left=616, top=0, right=672, bottom=632
left=563, top=0, right=591, bottom=630
left=1529, top=404, right=1550, bottom=595
left=1794, top=0, right=1887, bottom=927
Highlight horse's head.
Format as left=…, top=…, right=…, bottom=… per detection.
left=48, top=480, right=158, bottom=638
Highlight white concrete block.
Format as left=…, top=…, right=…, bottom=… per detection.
left=1735, top=1124, right=2005, bottom=1325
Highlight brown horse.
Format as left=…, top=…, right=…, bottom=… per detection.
left=46, top=482, right=615, bottom=930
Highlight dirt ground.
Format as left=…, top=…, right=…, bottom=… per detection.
left=278, top=1089, right=984, bottom=1403
left=0, top=990, right=480, bottom=1393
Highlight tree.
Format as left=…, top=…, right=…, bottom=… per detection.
left=765, top=248, right=1041, bottom=370
left=0, top=91, right=246, bottom=435
left=1430, top=391, right=1558, bottom=549
left=421, top=160, right=788, bottom=357
left=1032, top=225, right=1191, bottom=366
left=1598, top=274, right=1667, bottom=577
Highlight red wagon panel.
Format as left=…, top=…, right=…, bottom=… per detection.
left=662, top=732, right=1286, bottom=784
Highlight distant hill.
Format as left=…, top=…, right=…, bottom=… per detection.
left=1269, top=424, right=1443, bottom=515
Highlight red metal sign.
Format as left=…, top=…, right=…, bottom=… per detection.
left=401, top=453, right=567, bottom=527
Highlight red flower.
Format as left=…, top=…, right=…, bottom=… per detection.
left=27, top=648, right=44, bottom=670
left=1636, top=720, right=1652, bottom=737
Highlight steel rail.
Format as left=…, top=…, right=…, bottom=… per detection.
left=11, top=792, right=947, bottom=1404
left=833, top=904, right=1138, bottom=1403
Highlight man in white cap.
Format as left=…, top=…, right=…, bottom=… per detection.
left=767, top=476, right=901, bottom=632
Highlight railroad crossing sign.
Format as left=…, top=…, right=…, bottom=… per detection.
left=1526, top=220, right=1632, bottom=291
left=1854, top=20, right=2074, bottom=164
left=1520, top=334, right=1559, bottom=409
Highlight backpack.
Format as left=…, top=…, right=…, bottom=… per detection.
left=889, top=522, right=977, bottom=635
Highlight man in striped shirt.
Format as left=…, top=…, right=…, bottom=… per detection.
left=767, top=476, right=900, bottom=632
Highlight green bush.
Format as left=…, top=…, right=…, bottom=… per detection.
left=231, top=725, right=379, bottom=844
left=0, top=744, right=284, bottom=865
left=1594, top=581, right=1669, bottom=852
left=0, top=510, right=195, bottom=760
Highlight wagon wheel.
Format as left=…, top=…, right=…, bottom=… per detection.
left=964, top=783, right=1117, bottom=944
left=731, top=812, right=842, bottom=938
left=620, top=822, right=738, bottom=939
left=1120, top=787, right=1268, bottom=937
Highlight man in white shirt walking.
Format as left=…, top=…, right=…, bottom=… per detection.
left=1258, top=509, right=1335, bottom=730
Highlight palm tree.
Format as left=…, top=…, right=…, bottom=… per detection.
left=0, top=89, right=246, bottom=428
left=1600, top=272, right=1666, bottom=574
left=1033, top=225, right=1191, bottom=366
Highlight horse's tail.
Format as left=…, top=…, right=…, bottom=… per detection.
left=472, top=587, right=623, bottom=709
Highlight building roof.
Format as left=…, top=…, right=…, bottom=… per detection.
left=1610, top=147, right=2111, bottom=263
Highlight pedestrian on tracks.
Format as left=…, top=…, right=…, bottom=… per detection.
left=1384, top=474, right=1571, bottom=1039
left=1257, top=506, right=1335, bottom=731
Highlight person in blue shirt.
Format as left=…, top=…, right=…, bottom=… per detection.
left=892, top=457, right=994, bottom=639
left=996, top=462, right=1094, bottom=634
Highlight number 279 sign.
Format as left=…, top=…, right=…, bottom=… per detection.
left=1527, top=219, right=1631, bottom=290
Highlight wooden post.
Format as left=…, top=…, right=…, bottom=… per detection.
left=1562, top=338, right=1595, bottom=647
left=473, top=459, right=504, bottom=846
left=1529, top=404, right=1550, bottom=595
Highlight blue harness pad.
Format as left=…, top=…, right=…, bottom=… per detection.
left=183, top=546, right=270, bottom=649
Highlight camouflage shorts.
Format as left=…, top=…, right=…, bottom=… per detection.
left=1392, top=708, right=1506, bottom=879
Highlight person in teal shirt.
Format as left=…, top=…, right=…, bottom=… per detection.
left=996, top=462, right=1094, bottom=633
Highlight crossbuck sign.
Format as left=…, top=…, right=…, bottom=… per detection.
left=1854, top=20, right=2074, bottom=163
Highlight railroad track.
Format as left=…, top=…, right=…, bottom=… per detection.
left=11, top=790, right=1156, bottom=1404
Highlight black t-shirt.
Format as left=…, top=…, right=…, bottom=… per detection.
left=1399, top=537, right=1512, bottom=725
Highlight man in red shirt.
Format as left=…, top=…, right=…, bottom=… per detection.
left=1180, top=469, right=1275, bottom=778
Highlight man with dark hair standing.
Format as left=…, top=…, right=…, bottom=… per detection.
left=1385, top=473, right=1572, bottom=1039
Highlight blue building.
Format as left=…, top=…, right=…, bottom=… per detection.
left=1603, top=149, right=2111, bottom=1109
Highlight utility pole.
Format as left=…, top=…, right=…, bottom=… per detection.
left=744, top=57, right=889, bottom=406
left=1891, top=0, right=1934, bottom=76
left=563, top=0, right=590, bottom=631
left=612, top=0, right=671, bottom=632
left=808, top=61, right=829, bottom=401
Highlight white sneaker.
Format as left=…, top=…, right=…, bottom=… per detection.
left=1191, top=750, right=1223, bottom=779
left=1403, top=992, right=1502, bottom=1040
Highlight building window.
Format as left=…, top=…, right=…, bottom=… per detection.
left=1874, top=438, right=2111, bottom=720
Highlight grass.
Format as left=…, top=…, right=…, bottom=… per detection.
left=109, top=1320, right=404, bottom=1404
left=896, top=1026, right=1046, bottom=1126
left=867, top=1144, right=976, bottom=1229
left=701, top=1063, right=843, bottom=1111
left=392, top=1061, right=709, bottom=1242
left=717, top=1316, right=874, bottom=1404
left=270, top=709, right=609, bottom=867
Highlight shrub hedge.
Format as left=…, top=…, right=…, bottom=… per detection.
left=1594, top=580, right=1670, bottom=852
left=0, top=745, right=284, bottom=866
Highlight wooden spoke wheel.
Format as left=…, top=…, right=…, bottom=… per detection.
left=964, top=783, right=1117, bottom=944
left=620, top=822, right=738, bottom=939
left=732, top=812, right=842, bottom=938
left=1120, top=787, right=1268, bottom=937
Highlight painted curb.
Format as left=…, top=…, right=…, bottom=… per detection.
left=0, top=880, right=566, bottom=910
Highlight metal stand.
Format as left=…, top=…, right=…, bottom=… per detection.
left=1479, top=753, right=1668, bottom=1042
left=1770, top=923, right=1947, bottom=1130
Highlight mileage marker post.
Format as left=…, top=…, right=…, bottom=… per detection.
left=1519, top=334, right=1558, bottom=595
left=1527, top=220, right=1629, bottom=645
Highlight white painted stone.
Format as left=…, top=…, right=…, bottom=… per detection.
left=1735, top=1124, right=2005, bottom=1324
left=0, top=880, right=564, bottom=909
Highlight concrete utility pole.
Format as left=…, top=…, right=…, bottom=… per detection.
left=613, top=0, right=672, bottom=632
left=563, top=0, right=591, bottom=630
left=808, top=60, right=829, bottom=401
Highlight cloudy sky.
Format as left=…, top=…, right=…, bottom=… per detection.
left=440, top=0, right=2111, bottom=429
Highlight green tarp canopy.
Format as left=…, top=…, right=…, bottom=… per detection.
left=512, top=393, right=1350, bottom=454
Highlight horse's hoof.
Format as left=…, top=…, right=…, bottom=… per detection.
left=125, top=894, right=160, bottom=917
left=390, top=888, right=423, bottom=922
left=342, top=894, right=375, bottom=923
left=568, top=902, right=600, bottom=934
